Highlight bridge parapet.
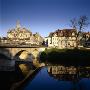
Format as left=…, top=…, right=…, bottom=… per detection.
left=0, top=47, right=46, bottom=60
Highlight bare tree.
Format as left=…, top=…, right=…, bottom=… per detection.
left=78, top=16, right=89, bottom=32
left=70, top=15, right=89, bottom=47
left=70, top=18, right=77, bottom=29
left=70, top=15, right=89, bottom=32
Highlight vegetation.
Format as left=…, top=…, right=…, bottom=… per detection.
left=40, top=48, right=90, bottom=66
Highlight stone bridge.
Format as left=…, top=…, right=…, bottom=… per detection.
left=0, top=46, right=46, bottom=61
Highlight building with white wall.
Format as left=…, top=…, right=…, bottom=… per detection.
left=44, top=29, right=77, bottom=49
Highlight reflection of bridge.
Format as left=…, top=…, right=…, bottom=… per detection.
left=0, top=46, right=46, bottom=60
left=15, top=60, right=34, bottom=73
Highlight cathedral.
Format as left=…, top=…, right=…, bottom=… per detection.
left=7, top=21, right=43, bottom=45
left=7, top=21, right=32, bottom=40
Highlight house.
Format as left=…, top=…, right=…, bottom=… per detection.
left=44, top=29, right=77, bottom=49
left=78, top=31, right=90, bottom=46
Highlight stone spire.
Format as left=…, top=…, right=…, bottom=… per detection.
left=16, top=20, right=21, bottom=29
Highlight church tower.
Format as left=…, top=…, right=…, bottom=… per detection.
left=16, top=20, right=21, bottom=29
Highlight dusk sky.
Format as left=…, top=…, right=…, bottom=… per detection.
left=0, top=0, right=90, bottom=37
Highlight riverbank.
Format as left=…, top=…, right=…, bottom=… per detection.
left=40, top=48, right=90, bottom=66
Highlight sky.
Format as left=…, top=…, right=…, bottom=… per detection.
left=0, top=0, right=90, bottom=37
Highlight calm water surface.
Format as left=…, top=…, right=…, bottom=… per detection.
left=24, top=67, right=90, bottom=90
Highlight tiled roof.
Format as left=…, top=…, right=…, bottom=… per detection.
left=49, top=29, right=77, bottom=37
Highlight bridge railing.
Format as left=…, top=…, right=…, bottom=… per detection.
left=0, top=43, right=47, bottom=48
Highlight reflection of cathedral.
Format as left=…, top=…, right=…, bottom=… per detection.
left=6, top=21, right=43, bottom=45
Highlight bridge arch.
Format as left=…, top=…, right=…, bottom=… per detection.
left=0, top=47, right=46, bottom=60
left=14, top=50, right=34, bottom=62
left=15, top=61, right=34, bottom=76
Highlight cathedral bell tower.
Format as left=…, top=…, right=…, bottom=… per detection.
left=16, top=20, right=21, bottom=29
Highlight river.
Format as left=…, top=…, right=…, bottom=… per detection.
left=0, top=53, right=90, bottom=90
left=23, top=66, right=90, bottom=90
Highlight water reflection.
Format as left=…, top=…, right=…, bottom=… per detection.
left=48, top=66, right=90, bottom=80
left=24, top=67, right=74, bottom=90
left=24, top=65, right=90, bottom=90
left=48, top=66, right=77, bottom=74
left=48, top=66, right=77, bottom=81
